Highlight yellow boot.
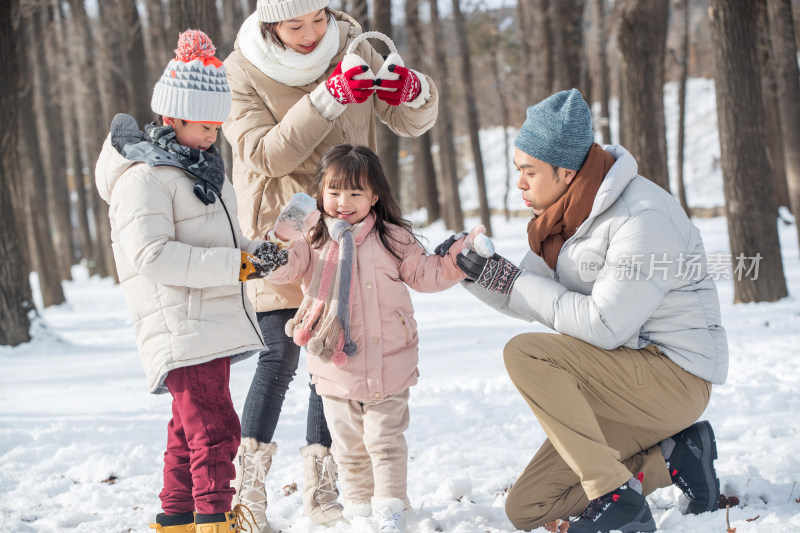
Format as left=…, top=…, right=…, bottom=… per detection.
left=194, top=505, right=257, bottom=533
left=149, top=512, right=194, bottom=532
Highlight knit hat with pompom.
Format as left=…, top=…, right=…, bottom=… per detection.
left=150, top=29, right=231, bottom=124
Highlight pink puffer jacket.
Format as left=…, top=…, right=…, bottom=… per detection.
left=267, top=223, right=465, bottom=403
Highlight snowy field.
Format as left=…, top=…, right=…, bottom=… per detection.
left=3, top=79, right=800, bottom=532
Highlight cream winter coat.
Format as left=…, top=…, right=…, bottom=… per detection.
left=222, top=10, right=439, bottom=313
left=95, top=115, right=265, bottom=394
left=266, top=224, right=465, bottom=403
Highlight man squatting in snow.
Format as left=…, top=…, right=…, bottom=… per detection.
left=436, top=88, right=728, bottom=533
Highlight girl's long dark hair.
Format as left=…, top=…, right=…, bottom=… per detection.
left=309, top=144, right=416, bottom=262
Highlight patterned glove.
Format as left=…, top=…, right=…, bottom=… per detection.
left=269, top=192, right=320, bottom=245
left=326, top=61, right=375, bottom=105
left=457, top=250, right=520, bottom=295
left=375, top=65, right=421, bottom=106
left=434, top=232, right=467, bottom=257
left=239, top=244, right=289, bottom=282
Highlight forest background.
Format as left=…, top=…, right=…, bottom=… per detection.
left=2, top=0, right=800, bottom=344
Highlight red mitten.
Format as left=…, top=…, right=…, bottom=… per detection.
left=375, top=65, right=421, bottom=106
left=326, top=61, right=375, bottom=105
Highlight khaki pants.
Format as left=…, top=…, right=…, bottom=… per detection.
left=321, top=389, right=410, bottom=508
left=503, top=333, right=711, bottom=531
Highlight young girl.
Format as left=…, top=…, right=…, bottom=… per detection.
left=264, top=144, right=470, bottom=532
left=222, top=1, right=438, bottom=528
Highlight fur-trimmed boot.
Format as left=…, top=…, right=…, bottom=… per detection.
left=301, top=444, right=345, bottom=526
left=232, top=438, right=277, bottom=533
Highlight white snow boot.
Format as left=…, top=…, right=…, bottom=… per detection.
left=232, top=438, right=277, bottom=533
left=372, top=498, right=407, bottom=533
left=301, top=444, right=345, bottom=526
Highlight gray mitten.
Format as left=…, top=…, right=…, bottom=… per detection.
left=253, top=241, right=289, bottom=272
left=269, top=192, right=320, bottom=245
left=457, top=250, right=520, bottom=295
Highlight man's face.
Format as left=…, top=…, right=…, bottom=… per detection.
left=514, top=148, right=575, bottom=216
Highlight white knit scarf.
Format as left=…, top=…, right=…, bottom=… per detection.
left=237, top=12, right=340, bottom=87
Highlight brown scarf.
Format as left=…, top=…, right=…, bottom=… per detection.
left=527, top=143, right=615, bottom=270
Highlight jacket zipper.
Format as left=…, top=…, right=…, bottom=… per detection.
left=219, top=195, right=263, bottom=343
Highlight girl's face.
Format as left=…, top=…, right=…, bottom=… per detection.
left=276, top=10, right=328, bottom=54
left=322, top=172, right=378, bottom=224
left=165, top=117, right=220, bottom=151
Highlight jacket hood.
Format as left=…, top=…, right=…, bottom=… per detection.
left=95, top=114, right=143, bottom=203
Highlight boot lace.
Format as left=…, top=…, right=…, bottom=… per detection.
left=241, top=449, right=271, bottom=511
left=314, top=455, right=341, bottom=512
left=230, top=503, right=257, bottom=532
left=577, top=491, right=615, bottom=521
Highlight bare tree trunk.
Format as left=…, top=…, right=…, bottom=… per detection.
left=351, top=0, right=369, bottom=31
left=67, top=0, right=110, bottom=278
left=532, top=0, right=553, bottom=104
left=709, top=0, right=787, bottom=303
left=119, top=0, right=153, bottom=127
left=1, top=0, right=34, bottom=345
left=767, top=0, right=800, bottom=245
left=550, top=0, right=585, bottom=94
left=452, top=0, right=492, bottom=235
left=36, top=4, right=74, bottom=280
left=429, top=0, right=464, bottom=231
left=405, top=0, right=439, bottom=223
left=144, top=0, right=172, bottom=89
left=487, top=19, right=513, bottom=220
left=516, top=0, right=535, bottom=104
left=617, top=0, right=670, bottom=192
left=372, top=0, right=400, bottom=199
left=675, top=0, right=690, bottom=215
left=590, top=0, right=612, bottom=144
left=171, top=0, right=222, bottom=43
left=18, top=10, right=65, bottom=307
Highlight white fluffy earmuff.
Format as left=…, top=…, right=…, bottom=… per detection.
left=342, top=31, right=403, bottom=90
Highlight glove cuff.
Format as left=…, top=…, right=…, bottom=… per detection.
left=239, top=251, right=257, bottom=283
left=478, top=257, right=520, bottom=295
left=310, top=82, right=346, bottom=120
left=402, top=69, right=431, bottom=109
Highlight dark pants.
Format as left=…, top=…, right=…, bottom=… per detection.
left=160, top=357, right=240, bottom=515
left=240, top=309, right=332, bottom=447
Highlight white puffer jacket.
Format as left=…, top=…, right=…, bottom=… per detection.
left=95, top=115, right=264, bottom=394
left=465, top=145, right=728, bottom=384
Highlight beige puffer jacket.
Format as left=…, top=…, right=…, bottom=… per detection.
left=223, top=10, right=439, bottom=312
left=95, top=116, right=265, bottom=394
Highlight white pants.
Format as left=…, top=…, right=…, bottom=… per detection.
left=321, top=389, right=410, bottom=507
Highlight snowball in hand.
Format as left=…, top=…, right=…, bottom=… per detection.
left=462, top=225, right=496, bottom=258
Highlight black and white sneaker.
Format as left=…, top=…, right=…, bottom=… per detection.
left=665, top=420, right=720, bottom=514
left=568, top=481, right=657, bottom=533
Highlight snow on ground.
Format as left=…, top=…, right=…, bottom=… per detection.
left=2, top=79, right=799, bottom=532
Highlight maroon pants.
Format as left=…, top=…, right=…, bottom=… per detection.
left=160, top=357, right=241, bottom=515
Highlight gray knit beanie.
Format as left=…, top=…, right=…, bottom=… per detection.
left=150, top=29, right=231, bottom=124
left=514, top=89, right=594, bottom=171
left=257, top=0, right=329, bottom=22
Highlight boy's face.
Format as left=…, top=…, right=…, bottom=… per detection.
left=164, top=117, right=220, bottom=151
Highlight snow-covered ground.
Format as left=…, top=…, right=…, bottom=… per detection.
left=2, top=79, right=800, bottom=532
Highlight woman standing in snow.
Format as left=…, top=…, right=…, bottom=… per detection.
left=221, top=0, right=438, bottom=530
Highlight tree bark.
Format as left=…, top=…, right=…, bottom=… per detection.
left=372, top=0, right=400, bottom=200
left=351, top=0, right=369, bottom=31
left=1, top=0, right=34, bottom=345
left=452, top=0, right=492, bottom=235
left=171, top=0, right=222, bottom=44
left=531, top=0, right=553, bottom=104
left=709, top=0, right=787, bottom=303
left=36, top=4, right=74, bottom=280
left=405, top=0, right=440, bottom=223
left=429, top=0, right=464, bottom=231
left=675, top=0, right=690, bottom=215
left=550, top=0, right=585, bottom=95
left=767, top=0, right=800, bottom=246
left=144, top=0, right=171, bottom=89
left=589, top=0, right=612, bottom=144
left=516, top=0, right=535, bottom=105
left=617, top=0, right=670, bottom=192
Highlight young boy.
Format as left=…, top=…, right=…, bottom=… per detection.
left=94, top=30, right=287, bottom=533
